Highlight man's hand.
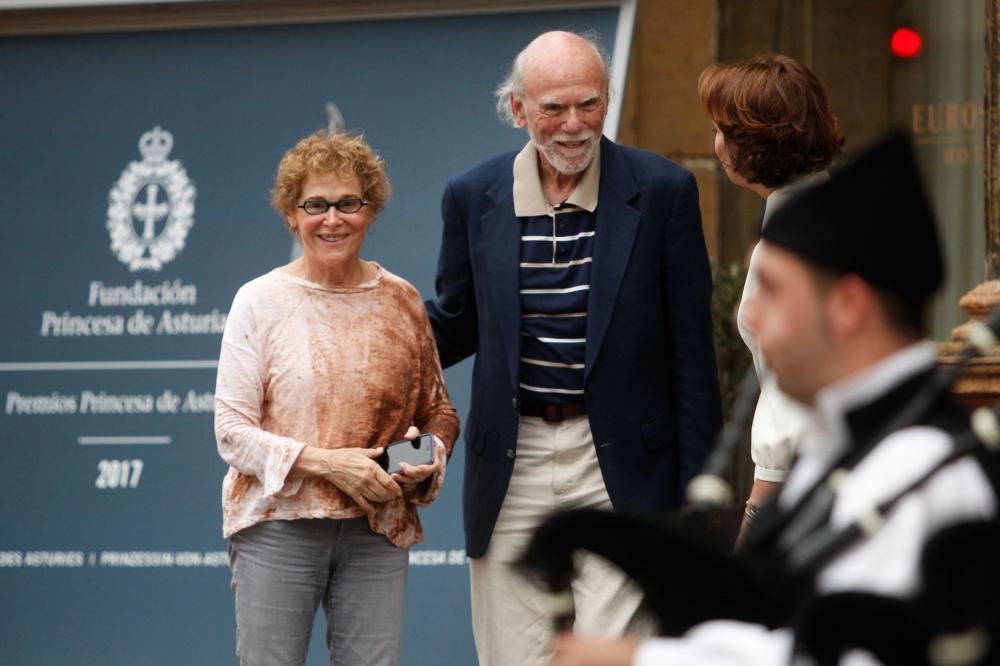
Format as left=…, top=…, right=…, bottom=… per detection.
left=549, top=634, right=641, bottom=666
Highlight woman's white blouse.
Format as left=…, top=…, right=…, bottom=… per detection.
left=736, top=186, right=814, bottom=482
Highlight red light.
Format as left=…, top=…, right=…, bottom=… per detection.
left=891, top=27, right=923, bottom=58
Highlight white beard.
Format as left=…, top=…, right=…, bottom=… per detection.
left=529, top=128, right=599, bottom=175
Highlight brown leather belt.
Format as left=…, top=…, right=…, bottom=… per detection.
left=519, top=402, right=587, bottom=423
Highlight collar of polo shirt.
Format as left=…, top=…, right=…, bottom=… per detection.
left=512, top=141, right=601, bottom=217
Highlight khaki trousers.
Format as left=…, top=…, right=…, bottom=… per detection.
left=469, top=415, right=653, bottom=666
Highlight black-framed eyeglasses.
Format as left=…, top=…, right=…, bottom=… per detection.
left=297, top=197, right=369, bottom=215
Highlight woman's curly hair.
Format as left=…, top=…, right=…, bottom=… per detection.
left=271, top=130, right=391, bottom=223
left=698, top=55, right=845, bottom=188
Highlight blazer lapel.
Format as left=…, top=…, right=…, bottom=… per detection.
left=585, top=140, right=640, bottom=378
left=481, top=177, right=522, bottom=392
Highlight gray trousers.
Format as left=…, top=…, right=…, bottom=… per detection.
left=228, top=517, right=409, bottom=666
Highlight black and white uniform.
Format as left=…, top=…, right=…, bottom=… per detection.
left=634, top=343, right=998, bottom=665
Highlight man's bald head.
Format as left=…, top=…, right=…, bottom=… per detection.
left=495, top=30, right=610, bottom=127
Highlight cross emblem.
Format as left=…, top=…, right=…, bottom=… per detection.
left=132, top=183, right=169, bottom=240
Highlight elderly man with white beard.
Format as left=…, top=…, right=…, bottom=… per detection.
left=425, top=30, right=722, bottom=666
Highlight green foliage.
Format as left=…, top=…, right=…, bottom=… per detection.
left=710, top=258, right=756, bottom=507
left=711, top=259, right=753, bottom=419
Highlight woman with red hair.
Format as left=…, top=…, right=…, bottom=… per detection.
left=697, top=55, right=845, bottom=543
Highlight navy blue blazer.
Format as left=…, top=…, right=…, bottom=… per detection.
left=426, top=137, right=723, bottom=558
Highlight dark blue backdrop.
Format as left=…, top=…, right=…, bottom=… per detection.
left=0, top=6, right=622, bottom=665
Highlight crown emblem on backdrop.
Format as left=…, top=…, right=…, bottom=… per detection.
left=106, top=126, right=196, bottom=271
left=138, top=126, right=174, bottom=163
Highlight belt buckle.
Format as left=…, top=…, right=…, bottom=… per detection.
left=542, top=405, right=562, bottom=423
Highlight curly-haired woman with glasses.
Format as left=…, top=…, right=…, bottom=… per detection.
left=214, top=129, right=459, bottom=666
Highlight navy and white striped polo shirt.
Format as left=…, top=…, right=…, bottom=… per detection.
left=512, top=142, right=601, bottom=407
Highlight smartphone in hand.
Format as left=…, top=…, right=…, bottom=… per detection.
left=380, top=433, right=435, bottom=475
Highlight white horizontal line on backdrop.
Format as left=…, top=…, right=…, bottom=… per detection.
left=78, top=436, right=172, bottom=446
left=0, top=360, right=218, bottom=371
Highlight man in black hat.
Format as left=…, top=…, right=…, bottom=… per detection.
left=545, top=130, right=999, bottom=665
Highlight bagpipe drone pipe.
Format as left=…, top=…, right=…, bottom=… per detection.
left=514, top=307, right=1000, bottom=651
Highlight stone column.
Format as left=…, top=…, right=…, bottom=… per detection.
left=939, top=0, right=1000, bottom=408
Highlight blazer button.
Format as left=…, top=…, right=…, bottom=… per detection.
left=512, top=397, right=518, bottom=410
left=506, top=448, right=515, bottom=460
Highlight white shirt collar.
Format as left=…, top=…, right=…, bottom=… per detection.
left=813, top=341, right=937, bottom=436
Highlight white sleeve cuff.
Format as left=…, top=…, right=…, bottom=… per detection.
left=753, top=465, right=789, bottom=483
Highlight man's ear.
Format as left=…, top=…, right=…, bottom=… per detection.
left=827, top=275, right=873, bottom=339
left=510, top=93, right=528, bottom=128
